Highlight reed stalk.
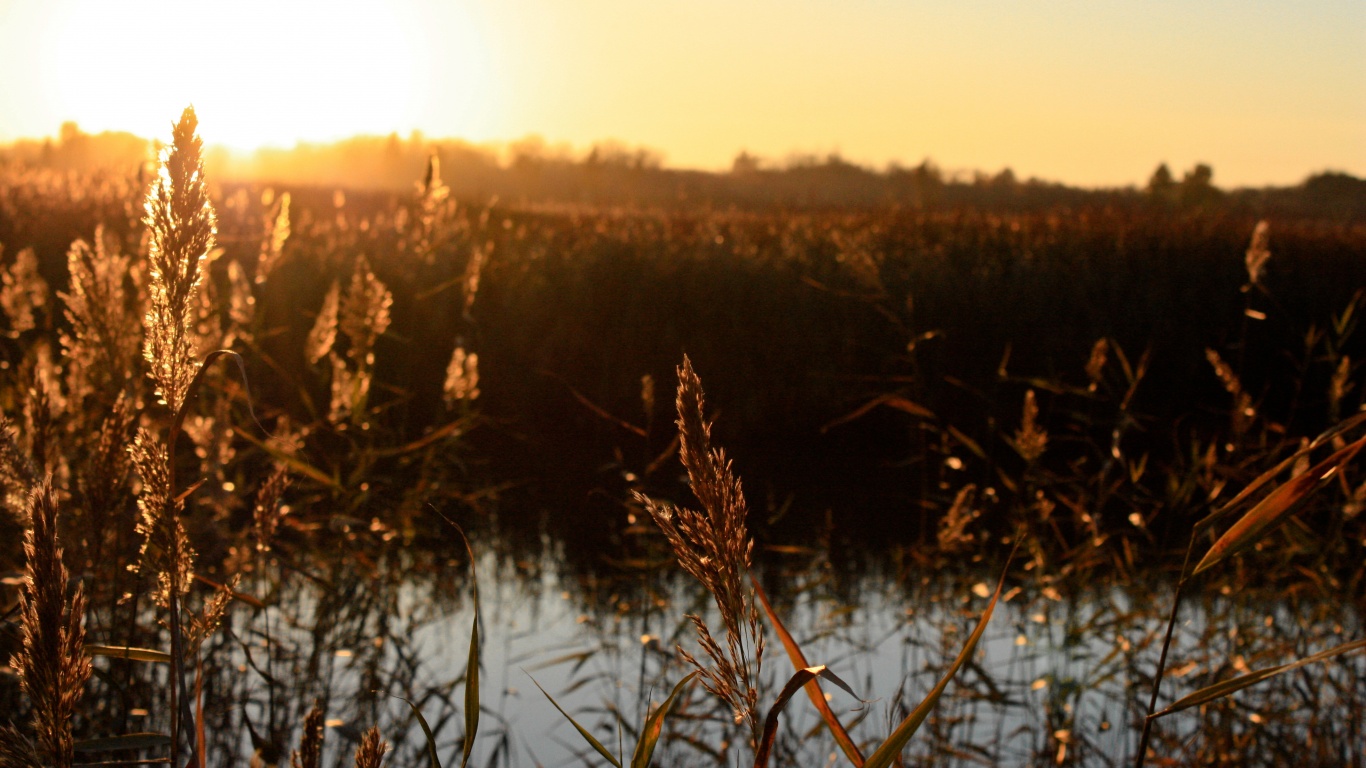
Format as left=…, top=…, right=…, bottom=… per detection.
left=2, top=479, right=92, bottom=768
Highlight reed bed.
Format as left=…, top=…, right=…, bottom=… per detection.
left=0, top=110, right=1362, bottom=766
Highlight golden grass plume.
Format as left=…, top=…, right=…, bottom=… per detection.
left=5, top=479, right=92, bottom=768
left=635, top=355, right=765, bottom=742
left=143, top=106, right=216, bottom=412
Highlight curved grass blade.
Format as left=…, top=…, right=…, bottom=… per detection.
left=233, top=426, right=342, bottom=490
left=530, top=675, right=622, bottom=768
left=371, top=416, right=472, bottom=458
left=440, top=517, right=482, bottom=768
left=629, top=671, right=697, bottom=768
left=820, top=394, right=935, bottom=434
left=1193, top=433, right=1366, bottom=576
left=1196, top=412, right=1366, bottom=534
left=1152, top=638, right=1366, bottom=718
left=752, top=577, right=865, bottom=766
left=392, top=696, right=442, bottom=768
left=1195, top=453, right=1297, bottom=535
left=863, top=547, right=1015, bottom=768
left=74, top=732, right=172, bottom=752
left=754, top=665, right=859, bottom=768
left=85, top=645, right=172, bottom=664
left=192, top=573, right=266, bottom=609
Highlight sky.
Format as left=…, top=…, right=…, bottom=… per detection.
left=0, top=0, right=1362, bottom=187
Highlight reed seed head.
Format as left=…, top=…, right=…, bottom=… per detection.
left=290, top=701, right=325, bottom=768
left=59, top=227, right=141, bottom=403
left=1012, top=389, right=1048, bottom=463
left=143, top=106, right=216, bottom=412
left=129, top=428, right=195, bottom=606
left=637, top=355, right=764, bottom=742
left=10, top=479, right=91, bottom=768
left=352, top=726, right=387, bottom=768
left=443, top=345, right=481, bottom=404
left=1245, top=220, right=1271, bottom=287
left=0, top=247, right=48, bottom=338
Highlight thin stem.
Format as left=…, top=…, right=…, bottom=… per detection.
left=1134, top=530, right=1198, bottom=768
left=163, top=500, right=182, bottom=768
left=164, top=351, right=250, bottom=767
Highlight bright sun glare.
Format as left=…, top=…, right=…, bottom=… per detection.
left=45, top=0, right=435, bottom=150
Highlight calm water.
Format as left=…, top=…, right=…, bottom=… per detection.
left=189, top=503, right=1363, bottom=768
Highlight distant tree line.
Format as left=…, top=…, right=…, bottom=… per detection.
left=3, top=122, right=1363, bottom=218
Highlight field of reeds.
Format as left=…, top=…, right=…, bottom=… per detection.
left=0, top=109, right=1364, bottom=767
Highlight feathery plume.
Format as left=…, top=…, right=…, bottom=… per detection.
left=290, top=702, right=324, bottom=768
left=143, top=106, right=216, bottom=412
left=224, top=259, right=255, bottom=343
left=252, top=464, right=291, bottom=553
left=59, top=227, right=141, bottom=403
left=442, top=345, right=480, bottom=405
left=305, top=281, right=341, bottom=365
left=413, top=154, right=451, bottom=264
left=338, top=256, right=392, bottom=368
left=1206, top=348, right=1255, bottom=441
left=1244, top=220, right=1271, bottom=288
left=352, top=726, right=387, bottom=768
left=1012, top=389, right=1048, bottom=463
left=0, top=415, right=36, bottom=521
left=186, top=575, right=238, bottom=657
left=1329, top=355, right=1353, bottom=423
left=10, top=479, right=92, bottom=768
left=256, top=191, right=291, bottom=284
left=330, top=257, right=392, bottom=422
left=129, top=428, right=194, bottom=606
left=461, top=243, right=487, bottom=320
left=937, top=484, right=981, bottom=554
left=0, top=727, right=41, bottom=768
left=0, top=247, right=49, bottom=337
left=70, top=393, right=135, bottom=571
left=635, top=356, right=764, bottom=742
left=1085, top=338, right=1109, bottom=392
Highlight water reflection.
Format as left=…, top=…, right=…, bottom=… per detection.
left=158, top=512, right=1365, bottom=767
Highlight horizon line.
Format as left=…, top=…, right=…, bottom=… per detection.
left=3, top=123, right=1360, bottom=193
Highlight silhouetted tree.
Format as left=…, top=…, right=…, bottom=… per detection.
left=731, top=151, right=762, bottom=175
left=1179, top=163, right=1221, bottom=206
left=1147, top=163, right=1176, bottom=197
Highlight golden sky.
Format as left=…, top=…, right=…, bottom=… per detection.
left=1, top=0, right=1362, bottom=187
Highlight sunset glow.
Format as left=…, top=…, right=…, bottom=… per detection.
left=9, top=0, right=494, bottom=150
left=1, top=0, right=1362, bottom=186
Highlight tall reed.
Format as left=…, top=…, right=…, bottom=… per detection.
left=0, top=479, right=92, bottom=768
left=635, top=356, right=765, bottom=747
left=135, top=105, right=218, bottom=765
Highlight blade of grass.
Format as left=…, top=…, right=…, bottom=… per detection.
left=754, top=666, right=859, bottom=768
left=1193, top=433, right=1366, bottom=576
left=371, top=416, right=472, bottom=458
left=529, top=675, right=622, bottom=768
left=74, top=733, right=173, bottom=752
left=820, top=394, right=935, bottom=434
left=1152, top=638, right=1366, bottom=718
left=752, top=577, right=865, bottom=766
left=438, top=515, right=482, bottom=768
left=1196, top=411, right=1366, bottom=534
left=629, top=671, right=697, bottom=768
left=1194, top=452, right=1298, bottom=535
left=192, top=574, right=266, bottom=609
left=392, top=696, right=442, bottom=768
left=863, top=545, right=1015, bottom=768
left=85, top=645, right=172, bottom=664
left=233, top=426, right=342, bottom=490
